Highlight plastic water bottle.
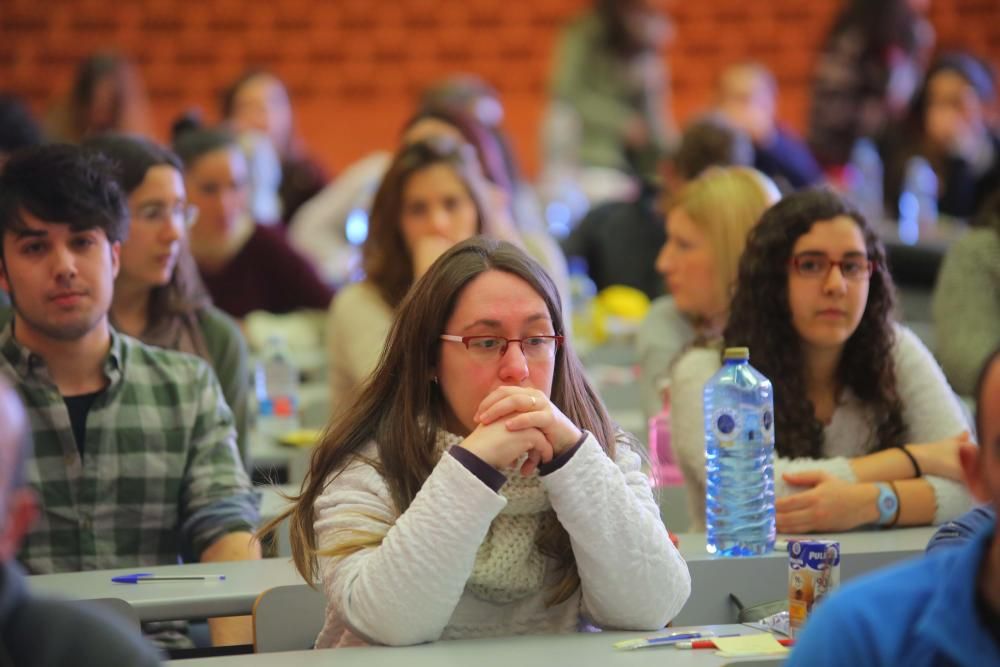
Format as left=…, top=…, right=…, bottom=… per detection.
left=846, top=138, right=884, bottom=225
left=704, top=347, right=775, bottom=556
left=254, top=336, right=300, bottom=440
left=897, top=156, right=938, bottom=245
left=648, top=380, right=683, bottom=487
left=567, top=256, right=597, bottom=346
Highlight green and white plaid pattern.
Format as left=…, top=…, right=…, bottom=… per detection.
left=0, top=323, right=260, bottom=574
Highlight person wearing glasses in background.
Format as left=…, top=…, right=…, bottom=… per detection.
left=80, top=134, right=253, bottom=470
left=266, top=237, right=690, bottom=648
left=671, top=189, right=973, bottom=533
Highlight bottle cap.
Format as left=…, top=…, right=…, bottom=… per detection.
left=723, top=347, right=749, bottom=361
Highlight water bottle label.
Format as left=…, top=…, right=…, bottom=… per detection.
left=712, top=407, right=740, bottom=445
left=762, top=408, right=774, bottom=445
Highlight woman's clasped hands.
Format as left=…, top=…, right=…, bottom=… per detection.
left=461, top=386, right=583, bottom=476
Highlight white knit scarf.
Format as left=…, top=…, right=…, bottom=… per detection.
left=434, top=429, right=553, bottom=604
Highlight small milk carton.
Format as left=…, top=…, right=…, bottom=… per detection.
left=788, top=539, right=840, bottom=637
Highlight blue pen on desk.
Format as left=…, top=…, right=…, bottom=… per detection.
left=613, top=631, right=715, bottom=650
left=111, top=573, right=227, bottom=584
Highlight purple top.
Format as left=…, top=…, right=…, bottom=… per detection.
left=199, top=224, right=334, bottom=319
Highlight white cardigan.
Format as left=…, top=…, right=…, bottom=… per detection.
left=312, top=432, right=691, bottom=648
left=670, top=325, right=973, bottom=530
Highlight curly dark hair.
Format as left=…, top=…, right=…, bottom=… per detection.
left=723, top=188, right=905, bottom=459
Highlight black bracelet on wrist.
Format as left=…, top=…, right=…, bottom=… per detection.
left=897, top=445, right=922, bottom=478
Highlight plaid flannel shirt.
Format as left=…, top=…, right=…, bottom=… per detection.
left=0, top=323, right=260, bottom=574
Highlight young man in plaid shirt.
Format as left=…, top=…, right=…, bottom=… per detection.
left=0, top=377, right=162, bottom=666
left=0, top=145, right=261, bottom=648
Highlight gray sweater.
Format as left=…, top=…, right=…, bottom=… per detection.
left=932, top=227, right=1000, bottom=396
left=671, top=325, right=973, bottom=530
left=636, top=297, right=696, bottom=420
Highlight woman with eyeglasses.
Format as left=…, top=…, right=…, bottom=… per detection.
left=266, top=237, right=690, bottom=647
left=80, top=133, right=253, bottom=467
left=671, top=188, right=973, bottom=533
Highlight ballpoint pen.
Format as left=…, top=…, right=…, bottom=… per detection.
left=111, top=573, right=227, bottom=584
left=613, top=631, right=717, bottom=650
left=675, top=637, right=794, bottom=650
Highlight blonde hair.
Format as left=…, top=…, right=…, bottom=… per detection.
left=668, top=166, right=780, bottom=312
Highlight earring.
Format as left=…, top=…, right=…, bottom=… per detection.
left=431, top=376, right=438, bottom=384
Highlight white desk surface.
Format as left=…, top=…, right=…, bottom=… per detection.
left=167, top=624, right=784, bottom=667
left=28, top=558, right=304, bottom=622
left=28, top=526, right=933, bottom=624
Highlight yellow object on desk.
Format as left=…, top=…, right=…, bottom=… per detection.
left=590, top=285, right=651, bottom=343
left=712, top=634, right=790, bottom=657
left=278, top=429, right=322, bottom=448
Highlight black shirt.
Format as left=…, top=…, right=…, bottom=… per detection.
left=63, top=391, right=102, bottom=457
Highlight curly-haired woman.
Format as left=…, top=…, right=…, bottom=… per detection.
left=671, top=188, right=973, bottom=532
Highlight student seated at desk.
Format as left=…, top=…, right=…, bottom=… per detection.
left=0, top=145, right=261, bottom=648
left=883, top=52, right=1000, bottom=221
left=932, top=191, right=1000, bottom=397
left=172, top=118, right=334, bottom=320
left=80, top=133, right=253, bottom=469
left=326, top=137, right=524, bottom=415
left=787, top=347, right=1000, bottom=667
left=715, top=62, right=824, bottom=192
left=0, top=377, right=161, bottom=667
left=271, top=237, right=691, bottom=648
left=672, top=188, right=973, bottom=532
left=636, top=166, right=780, bottom=421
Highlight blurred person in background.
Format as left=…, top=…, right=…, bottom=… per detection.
left=325, top=137, right=510, bottom=415
left=46, top=52, right=151, bottom=144
left=716, top=62, right=824, bottom=191
left=221, top=70, right=328, bottom=223
left=637, top=167, right=780, bottom=422
left=563, top=116, right=755, bottom=303
left=0, top=94, right=44, bottom=314
left=807, top=0, right=933, bottom=173
left=543, top=0, right=675, bottom=207
left=172, top=117, right=333, bottom=320
left=932, top=188, right=1000, bottom=396
left=0, top=94, right=43, bottom=168
left=290, top=101, right=568, bottom=308
left=882, top=52, right=1000, bottom=221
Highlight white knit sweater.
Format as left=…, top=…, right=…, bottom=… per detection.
left=670, top=325, right=973, bottom=530
left=312, top=432, right=691, bottom=648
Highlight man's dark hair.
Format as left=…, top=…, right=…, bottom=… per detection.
left=673, top=114, right=754, bottom=181
left=0, top=94, right=43, bottom=157
left=0, top=144, right=129, bottom=254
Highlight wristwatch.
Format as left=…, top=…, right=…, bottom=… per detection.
left=875, top=482, right=900, bottom=526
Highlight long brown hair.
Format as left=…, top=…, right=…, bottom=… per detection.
left=723, top=189, right=905, bottom=459
left=363, top=137, right=489, bottom=309
left=267, top=237, right=617, bottom=603
left=81, top=133, right=212, bottom=325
